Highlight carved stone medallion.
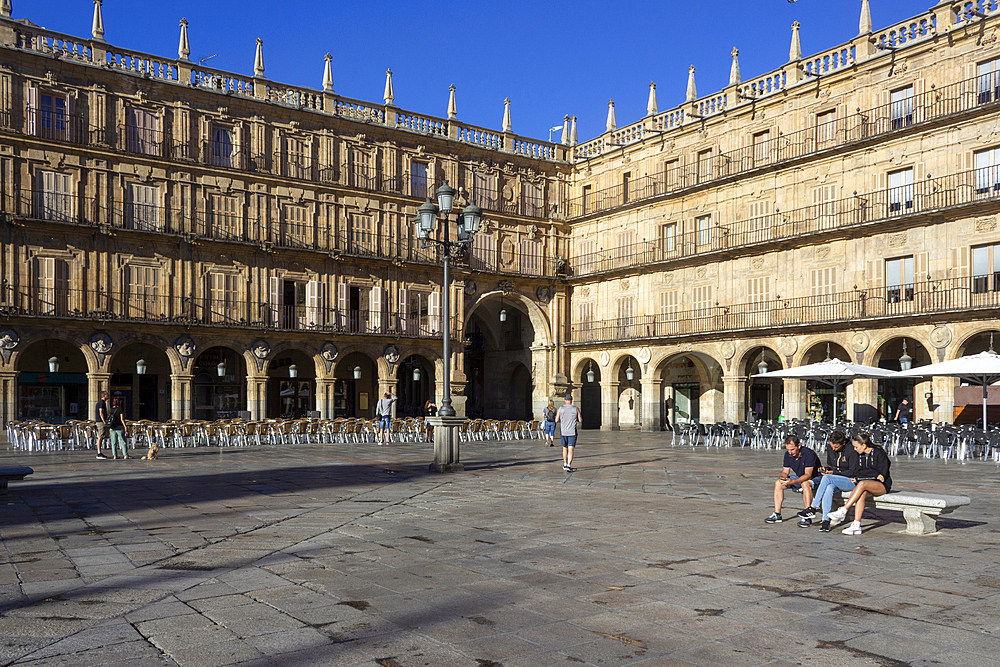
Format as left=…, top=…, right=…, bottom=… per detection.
left=850, top=332, right=870, bottom=353
left=929, top=326, right=952, bottom=349
left=636, top=347, right=652, bottom=364
left=720, top=341, right=736, bottom=360
left=778, top=337, right=798, bottom=357
left=599, top=350, right=611, bottom=367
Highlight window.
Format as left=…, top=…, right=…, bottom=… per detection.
left=692, top=285, right=713, bottom=318
left=576, top=301, right=594, bottom=340
left=748, top=201, right=770, bottom=242
left=615, top=296, right=634, bottom=337
left=208, top=272, right=242, bottom=324
left=337, top=283, right=373, bottom=332
left=400, top=289, right=438, bottom=335
left=470, top=230, right=496, bottom=271
left=126, top=107, right=159, bottom=156
left=521, top=181, right=544, bottom=217
left=696, top=214, right=712, bottom=246
left=975, top=147, right=1000, bottom=195
left=210, top=126, right=235, bottom=168
left=209, top=193, right=240, bottom=240
left=696, top=149, right=713, bottom=182
left=978, top=57, right=1000, bottom=105
left=659, top=290, right=678, bottom=317
left=28, top=90, right=70, bottom=141
left=615, top=229, right=635, bottom=265
left=283, top=137, right=309, bottom=179
left=663, top=159, right=680, bottom=191
left=581, top=184, right=592, bottom=214
left=890, top=86, right=914, bottom=130
left=810, top=267, right=838, bottom=297
left=622, top=172, right=631, bottom=204
left=576, top=238, right=595, bottom=275
left=888, top=168, right=914, bottom=213
left=34, top=256, right=69, bottom=315
left=470, top=171, right=497, bottom=209
left=972, top=243, right=1000, bottom=294
left=349, top=213, right=375, bottom=254
left=886, top=256, right=914, bottom=303
left=816, top=109, right=837, bottom=147
left=752, top=130, right=771, bottom=165
left=520, top=238, right=542, bottom=276
left=812, top=185, right=837, bottom=226
left=36, top=171, right=73, bottom=222
left=658, top=222, right=676, bottom=254
left=747, top=276, right=770, bottom=303
left=349, top=150, right=373, bottom=189
left=128, top=265, right=162, bottom=319
left=271, top=278, right=323, bottom=329
left=411, top=161, right=428, bottom=198
left=282, top=204, right=309, bottom=248
left=128, top=184, right=160, bottom=231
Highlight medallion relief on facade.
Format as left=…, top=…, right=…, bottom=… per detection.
left=929, top=326, right=952, bottom=349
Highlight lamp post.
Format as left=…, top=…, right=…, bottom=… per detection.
left=414, top=179, right=482, bottom=472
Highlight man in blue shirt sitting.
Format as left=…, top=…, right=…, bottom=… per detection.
left=765, top=434, right=820, bottom=523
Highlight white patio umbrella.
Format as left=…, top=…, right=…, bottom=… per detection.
left=754, top=358, right=896, bottom=425
left=889, top=350, right=1000, bottom=428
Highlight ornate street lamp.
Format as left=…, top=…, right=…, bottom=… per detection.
left=757, top=352, right=769, bottom=376
left=499, top=294, right=507, bottom=322
left=136, top=358, right=147, bottom=375
left=625, top=360, right=635, bottom=382
left=412, top=179, right=482, bottom=418
left=48, top=356, right=59, bottom=373
left=412, top=366, right=421, bottom=382
left=288, top=363, right=298, bottom=378
left=413, top=179, right=482, bottom=472
left=217, top=360, right=226, bottom=377
left=353, top=365, right=362, bottom=380
left=586, top=360, right=596, bottom=384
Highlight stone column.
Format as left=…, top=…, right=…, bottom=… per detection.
left=783, top=378, right=807, bottom=421
left=701, top=384, right=725, bottom=424
left=0, top=370, right=17, bottom=432
left=316, top=378, right=335, bottom=419
left=600, top=380, right=619, bottom=431
left=851, top=378, right=877, bottom=423
left=169, top=373, right=193, bottom=420
left=933, top=376, right=957, bottom=424
left=723, top=375, right=747, bottom=424
left=639, top=378, right=662, bottom=432
left=246, top=376, right=267, bottom=420
left=87, top=372, right=112, bottom=419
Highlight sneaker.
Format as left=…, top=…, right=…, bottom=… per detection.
left=819, top=520, right=831, bottom=532
left=797, top=517, right=812, bottom=528
left=842, top=521, right=862, bottom=535
left=95, top=453, right=108, bottom=460
left=565, top=466, right=576, bottom=472
left=765, top=512, right=782, bottom=524
left=828, top=507, right=848, bottom=523
left=797, top=507, right=819, bottom=519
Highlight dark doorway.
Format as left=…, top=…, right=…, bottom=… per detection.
left=139, top=374, right=158, bottom=420
left=510, top=364, right=533, bottom=420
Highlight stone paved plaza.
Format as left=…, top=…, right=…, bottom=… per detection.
left=1, top=432, right=999, bottom=667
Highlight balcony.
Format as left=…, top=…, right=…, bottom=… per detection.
left=0, top=288, right=450, bottom=337
left=570, top=164, right=1000, bottom=278
left=564, top=72, right=1000, bottom=221
left=569, top=276, right=1000, bottom=345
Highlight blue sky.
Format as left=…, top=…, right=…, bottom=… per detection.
left=27, top=0, right=933, bottom=143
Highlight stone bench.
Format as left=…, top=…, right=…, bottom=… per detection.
left=0, top=467, right=33, bottom=495
left=841, top=490, right=971, bottom=535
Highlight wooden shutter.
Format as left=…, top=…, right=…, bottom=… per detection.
left=370, top=285, right=383, bottom=332
left=865, top=260, right=884, bottom=287
left=398, top=287, right=409, bottom=333
left=306, top=280, right=323, bottom=328
left=269, top=276, right=281, bottom=326
left=337, top=282, right=348, bottom=328
left=949, top=247, right=970, bottom=278
left=429, top=291, right=441, bottom=334
left=915, top=252, right=928, bottom=283
left=26, top=86, right=37, bottom=135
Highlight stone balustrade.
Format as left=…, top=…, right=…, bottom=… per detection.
left=803, top=45, right=855, bottom=77
left=190, top=66, right=256, bottom=96
left=395, top=112, right=447, bottom=137
left=10, top=23, right=92, bottom=61
left=872, top=13, right=936, bottom=50
left=737, top=70, right=786, bottom=102
left=650, top=109, right=685, bottom=132
left=264, top=84, right=324, bottom=111
left=455, top=124, right=504, bottom=151
left=105, top=48, right=179, bottom=81
left=696, top=92, right=728, bottom=118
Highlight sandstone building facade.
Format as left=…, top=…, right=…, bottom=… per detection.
left=1, top=1, right=999, bottom=430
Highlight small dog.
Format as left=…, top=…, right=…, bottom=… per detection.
left=142, top=440, right=160, bottom=460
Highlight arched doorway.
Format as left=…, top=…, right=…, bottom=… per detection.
left=660, top=355, right=701, bottom=427
left=397, top=355, right=435, bottom=417
left=579, top=358, right=601, bottom=430
left=617, top=355, right=641, bottom=429
left=193, top=346, right=246, bottom=420
left=801, top=342, right=852, bottom=423
left=267, top=349, right=315, bottom=418
left=875, top=336, right=931, bottom=422
left=334, top=352, right=377, bottom=418
left=109, top=341, right=170, bottom=421
left=464, top=293, right=540, bottom=419
left=16, top=338, right=88, bottom=423
left=955, top=330, right=1000, bottom=424
left=744, top=346, right=783, bottom=422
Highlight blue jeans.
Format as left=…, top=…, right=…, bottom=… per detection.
left=543, top=421, right=556, bottom=436
left=815, top=474, right=856, bottom=519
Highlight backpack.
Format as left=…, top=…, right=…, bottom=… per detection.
left=543, top=407, right=555, bottom=421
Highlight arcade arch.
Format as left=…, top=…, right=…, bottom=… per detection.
left=15, top=337, right=89, bottom=423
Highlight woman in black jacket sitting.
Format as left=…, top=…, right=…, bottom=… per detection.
left=830, top=433, right=891, bottom=535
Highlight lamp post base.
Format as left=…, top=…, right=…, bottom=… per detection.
left=427, top=416, right=466, bottom=473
